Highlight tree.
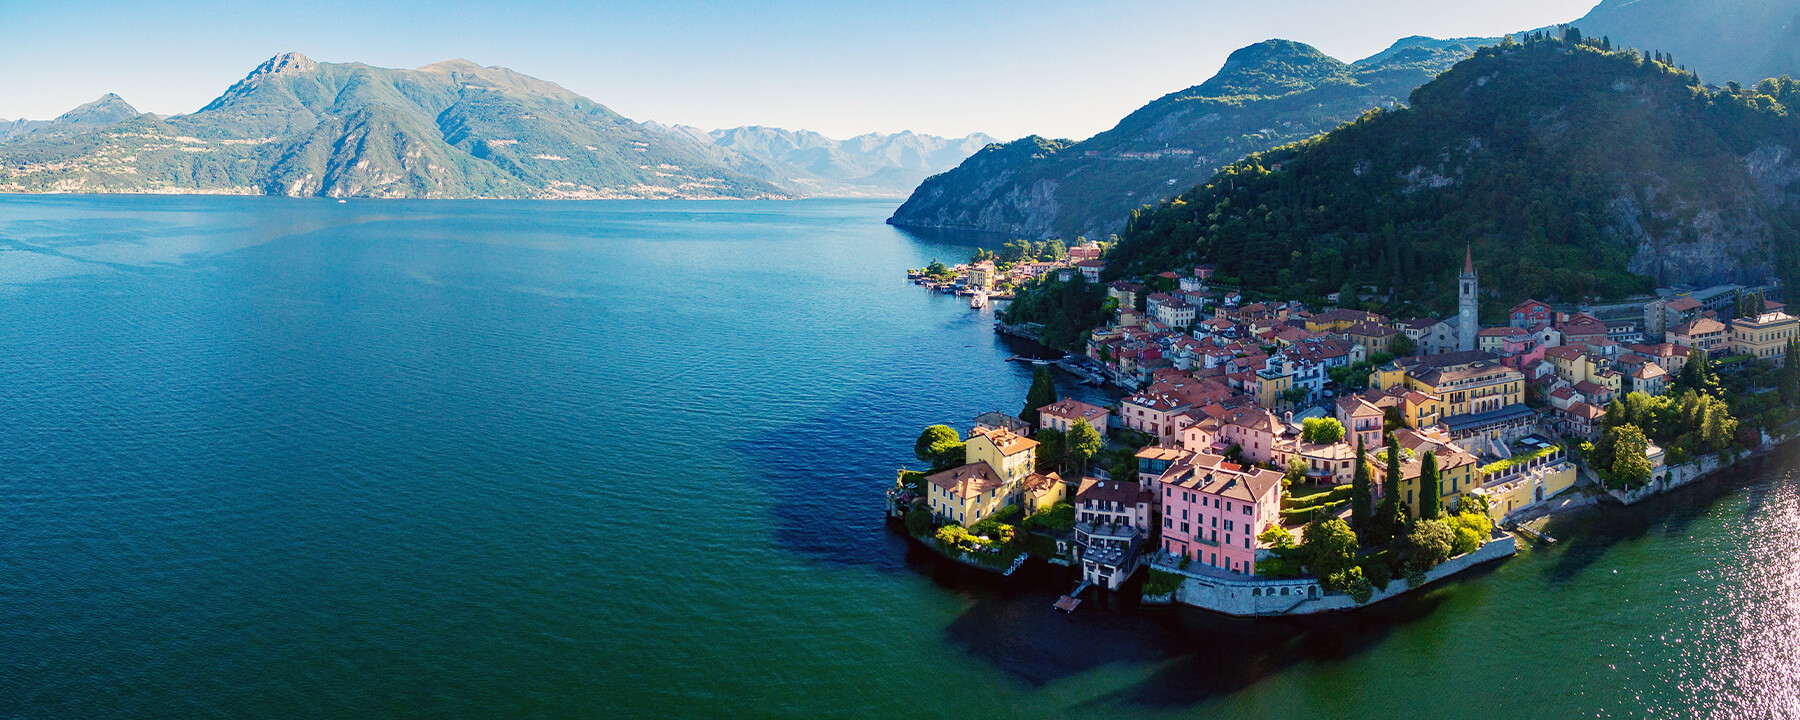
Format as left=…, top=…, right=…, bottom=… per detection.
left=1351, top=438, right=1373, bottom=539
left=1403, top=519, right=1455, bottom=571
left=1418, top=451, right=1442, bottom=520
left=1284, top=455, right=1311, bottom=486
left=1020, top=367, right=1058, bottom=426
left=1610, top=424, right=1653, bottom=488
left=1383, top=433, right=1403, bottom=511
left=1259, top=524, right=1297, bottom=550
left=1783, top=338, right=1800, bottom=404
left=1034, top=427, right=1066, bottom=473
left=1302, top=417, right=1346, bottom=444
left=1066, top=420, right=1103, bottom=473
left=1390, top=332, right=1417, bottom=357
left=914, top=425, right=961, bottom=467
left=1301, top=517, right=1360, bottom=585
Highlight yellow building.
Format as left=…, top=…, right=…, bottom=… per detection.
left=1731, top=311, right=1799, bottom=364
left=1368, top=361, right=1406, bottom=391
left=1018, top=472, right=1067, bottom=514
left=925, top=462, right=1012, bottom=526
left=967, top=261, right=996, bottom=291
left=1254, top=368, right=1294, bottom=411
left=1404, top=360, right=1524, bottom=417
left=1370, top=428, right=1480, bottom=518
left=967, top=427, right=1039, bottom=484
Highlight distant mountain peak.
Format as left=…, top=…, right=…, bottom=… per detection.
left=51, top=93, right=140, bottom=127
left=419, top=58, right=486, bottom=72
left=254, top=52, right=317, bottom=77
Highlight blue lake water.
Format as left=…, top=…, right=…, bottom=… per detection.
left=0, top=196, right=1794, bottom=719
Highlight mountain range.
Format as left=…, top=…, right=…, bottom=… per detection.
left=0, top=53, right=989, bottom=200
left=887, top=37, right=1491, bottom=242
left=894, top=0, right=1800, bottom=242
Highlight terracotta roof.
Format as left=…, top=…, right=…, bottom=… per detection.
left=1510, top=299, right=1550, bottom=313
left=1020, top=472, right=1063, bottom=493
left=1076, top=476, right=1146, bottom=505
left=969, top=426, right=1039, bottom=455
left=1159, top=453, right=1283, bottom=503
left=1565, top=401, right=1605, bottom=420
left=1671, top=317, right=1727, bottom=336
left=1666, top=297, right=1703, bottom=312
left=1039, top=399, right=1110, bottom=425
left=926, top=462, right=1006, bottom=499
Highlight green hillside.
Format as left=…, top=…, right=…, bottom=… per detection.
left=888, top=37, right=1487, bottom=241
left=1107, top=33, right=1800, bottom=313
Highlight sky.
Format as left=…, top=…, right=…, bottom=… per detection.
left=0, top=0, right=1602, bottom=141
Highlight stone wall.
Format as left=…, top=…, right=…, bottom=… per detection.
left=1149, top=535, right=1518, bottom=616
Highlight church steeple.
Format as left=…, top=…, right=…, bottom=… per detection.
left=1457, top=244, right=1478, bottom=352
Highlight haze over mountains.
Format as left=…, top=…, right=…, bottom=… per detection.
left=0, top=53, right=990, bottom=199
left=888, top=36, right=1490, bottom=242
left=892, top=0, right=1800, bottom=242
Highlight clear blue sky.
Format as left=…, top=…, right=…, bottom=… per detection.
left=0, top=0, right=1600, bottom=140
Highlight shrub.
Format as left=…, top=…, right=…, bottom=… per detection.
left=1022, top=502, right=1075, bottom=532
left=1452, top=526, right=1483, bottom=556
left=1143, top=569, right=1184, bottom=597
left=904, top=504, right=933, bottom=536
left=992, top=504, right=1022, bottom=524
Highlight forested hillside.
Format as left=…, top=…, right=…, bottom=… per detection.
left=1107, top=33, right=1800, bottom=313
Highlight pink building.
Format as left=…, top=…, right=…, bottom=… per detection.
left=1155, top=454, right=1284, bottom=576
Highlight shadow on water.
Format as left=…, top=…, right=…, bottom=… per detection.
left=1541, top=443, right=1800, bottom=585
left=909, top=538, right=1499, bottom=708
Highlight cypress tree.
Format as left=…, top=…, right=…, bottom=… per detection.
left=1383, top=433, right=1403, bottom=509
left=1019, top=366, right=1058, bottom=427
left=1351, top=437, right=1373, bottom=540
left=1783, top=338, right=1800, bottom=404
left=1418, top=451, right=1441, bottom=520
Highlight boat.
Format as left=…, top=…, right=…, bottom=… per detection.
left=970, top=291, right=987, bottom=308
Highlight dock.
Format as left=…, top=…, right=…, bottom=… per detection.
left=1055, top=580, right=1093, bottom=613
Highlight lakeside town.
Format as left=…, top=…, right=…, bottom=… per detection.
left=889, top=241, right=1798, bottom=615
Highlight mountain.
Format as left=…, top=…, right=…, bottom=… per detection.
left=887, top=37, right=1490, bottom=241
left=654, top=125, right=995, bottom=197
left=1, top=94, right=142, bottom=144
left=0, top=53, right=790, bottom=199
left=1569, top=0, right=1800, bottom=87
left=1106, top=35, right=1800, bottom=313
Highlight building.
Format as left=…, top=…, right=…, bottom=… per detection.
left=1335, top=395, right=1386, bottom=451
left=1018, top=472, right=1067, bottom=514
left=967, top=261, right=996, bottom=291
left=1073, top=477, right=1153, bottom=590
left=1074, top=259, right=1105, bottom=283
left=1369, top=428, right=1480, bottom=517
left=1668, top=317, right=1729, bottom=352
left=1154, top=298, right=1198, bottom=328
left=965, top=427, right=1039, bottom=485
left=972, top=411, right=1031, bottom=436
left=1458, top=246, right=1479, bottom=352
left=1510, top=299, right=1552, bottom=328
left=1155, top=454, right=1285, bottom=576
left=925, top=462, right=1010, bottom=526
left=1731, top=311, right=1798, bottom=364
left=1038, top=399, right=1112, bottom=436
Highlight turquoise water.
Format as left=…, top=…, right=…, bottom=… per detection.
left=0, top=196, right=1793, bottom=719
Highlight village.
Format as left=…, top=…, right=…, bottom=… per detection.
left=889, top=243, right=1797, bottom=615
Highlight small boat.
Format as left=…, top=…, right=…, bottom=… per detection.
left=337, top=199, right=347, bottom=204
left=970, top=291, right=987, bottom=308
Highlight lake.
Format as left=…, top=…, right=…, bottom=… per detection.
left=0, top=196, right=1793, bottom=719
